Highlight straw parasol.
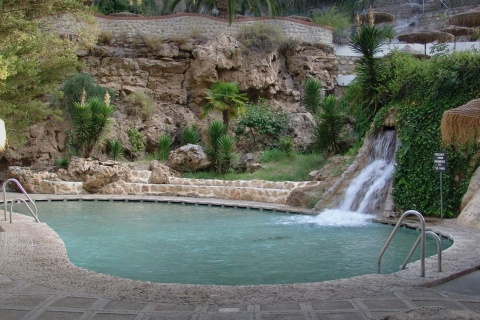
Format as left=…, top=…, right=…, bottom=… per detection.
left=398, top=45, right=427, bottom=58
left=441, top=26, right=477, bottom=50
left=441, top=26, right=476, bottom=37
left=397, top=30, right=454, bottom=54
left=448, top=11, right=480, bottom=28
left=441, top=98, right=480, bottom=145
left=358, top=11, right=395, bottom=24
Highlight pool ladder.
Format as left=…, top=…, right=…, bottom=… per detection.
left=2, top=178, right=39, bottom=223
left=378, top=210, right=442, bottom=277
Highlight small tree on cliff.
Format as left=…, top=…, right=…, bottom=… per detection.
left=72, top=91, right=115, bottom=158
left=202, top=81, right=248, bottom=131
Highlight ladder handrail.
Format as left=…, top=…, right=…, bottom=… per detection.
left=400, top=230, right=442, bottom=272
left=2, top=178, right=38, bottom=222
left=9, top=198, right=40, bottom=223
left=378, top=210, right=426, bottom=277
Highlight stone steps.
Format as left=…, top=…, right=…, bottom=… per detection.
left=39, top=178, right=321, bottom=205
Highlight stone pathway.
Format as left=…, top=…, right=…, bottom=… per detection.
left=1, top=276, right=479, bottom=320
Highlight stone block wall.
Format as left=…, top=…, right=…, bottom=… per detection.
left=94, top=13, right=333, bottom=45
left=337, top=56, right=358, bottom=76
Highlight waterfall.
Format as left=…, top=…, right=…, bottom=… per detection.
left=339, top=130, right=399, bottom=214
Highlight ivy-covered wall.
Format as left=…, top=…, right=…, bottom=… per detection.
left=384, top=50, right=480, bottom=217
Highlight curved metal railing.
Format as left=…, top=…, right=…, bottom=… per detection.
left=2, top=178, right=39, bottom=223
left=378, top=209, right=442, bottom=277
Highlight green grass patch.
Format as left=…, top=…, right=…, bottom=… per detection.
left=182, top=151, right=326, bottom=181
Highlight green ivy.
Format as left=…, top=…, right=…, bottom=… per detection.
left=389, top=50, right=480, bottom=217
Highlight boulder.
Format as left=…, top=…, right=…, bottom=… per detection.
left=460, top=165, right=480, bottom=210
left=149, top=160, right=179, bottom=184
left=286, top=113, right=317, bottom=152
left=457, top=188, right=480, bottom=229
left=6, top=166, right=59, bottom=194
left=167, top=144, right=211, bottom=172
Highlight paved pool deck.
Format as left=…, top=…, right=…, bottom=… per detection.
left=0, top=193, right=479, bottom=319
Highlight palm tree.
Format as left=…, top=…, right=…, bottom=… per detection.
left=168, top=0, right=279, bottom=25
left=202, top=81, right=248, bottom=130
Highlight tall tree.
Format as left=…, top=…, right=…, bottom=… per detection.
left=202, top=81, right=248, bottom=130
left=0, top=0, right=94, bottom=146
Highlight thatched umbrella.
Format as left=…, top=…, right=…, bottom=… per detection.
left=441, top=26, right=477, bottom=50
left=397, top=30, right=454, bottom=55
left=387, top=45, right=427, bottom=59
left=448, top=11, right=480, bottom=28
left=358, top=11, right=395, bottom=24
left=441, top=98, right=480, bottom=145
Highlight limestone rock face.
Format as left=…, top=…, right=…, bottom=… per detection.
left=0, top=34, right=337, bottom=172
left=457, top=188, right=480, bottom=229
left=286, top=113, right=317, bottom=151
left=167, top=144, right=211, bottom=172
left=460, top=165, right=480, bottom=210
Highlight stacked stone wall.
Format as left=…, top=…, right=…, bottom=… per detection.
left=337, top=56, right=358, bottom=76
left=94, top=13, right=333, bottom=45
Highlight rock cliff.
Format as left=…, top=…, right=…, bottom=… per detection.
left=3, top=33, right=337, bottom=173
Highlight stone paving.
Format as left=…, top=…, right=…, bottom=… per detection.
left=1, top=277, right=480, bottom=320
left=1, top=193, right=480, bottom=320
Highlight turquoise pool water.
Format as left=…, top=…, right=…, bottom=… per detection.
left=18, top=201, right=452, bottom=285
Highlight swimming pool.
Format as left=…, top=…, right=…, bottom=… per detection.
left=18, top=200, right=452, bottom=286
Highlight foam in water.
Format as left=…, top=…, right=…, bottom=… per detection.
left=279, top=209, right=376, bottom=227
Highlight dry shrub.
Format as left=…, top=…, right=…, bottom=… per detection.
left=97, top=30, right=112, bottom=45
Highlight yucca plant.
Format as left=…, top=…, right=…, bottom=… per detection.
left=206, top=120, right=227, bottom=171
left=303, top=78, right=322, bottom=115
left=182, top=125, right=201, bottom=145
left=72, top=93, right=115, bottom=158
left=157, top=134, right=173, bottom=160
left=314, top=95, right=348, bottom=155
left=218, top=134, right=236, bottom=173
left=108, top=139, right=124, bottom=161
left=349, top=23, right=393, bottom=115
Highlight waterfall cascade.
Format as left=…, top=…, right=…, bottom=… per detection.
left=338, top=130, right=399, bottom=214
left=314, top=130, right=399, bottom=218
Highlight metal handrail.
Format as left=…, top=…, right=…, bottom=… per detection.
left=2, top=178, right=39, bottom=223
left=378, top=210, right=426, bottom=277
left=9, top=198, right=40, bottom=223
left=400, top=230, right=442, bottom=272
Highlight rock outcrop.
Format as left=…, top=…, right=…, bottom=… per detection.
left=167, top=144, right=211, bottom=172
left=2, top=33, right=337, bottom=173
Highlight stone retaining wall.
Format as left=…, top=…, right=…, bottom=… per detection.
left=37, top=178, right=321, bottom=204
left=92, top=13, right=333, bottom=45
left=337, top=56, right=358, bottom=76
